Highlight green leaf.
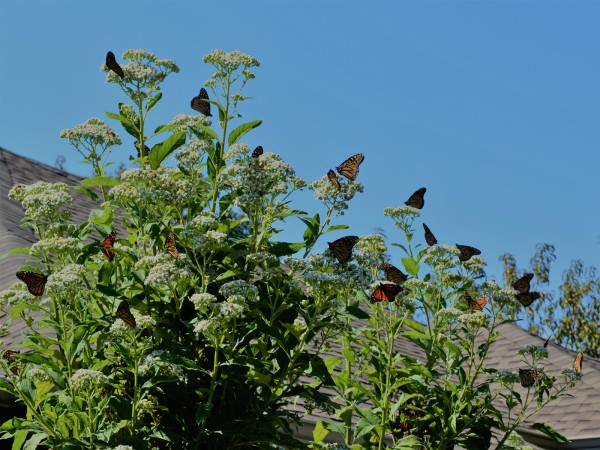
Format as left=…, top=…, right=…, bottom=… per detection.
left=149, top=131, right=186, bottom=169
left=80, top=176, right=119, bottom=188
left=269, top=241, right=304, bottom=257
left=325, top=224, right=349, bottom=233
left=312, top=420, right=329, bottom=443
left=393, top=435, right=422, bottom=449
left=146, top=92, right=162, bottom=113
left=227, top=120, right=262, bottom=146
left=195, top=403, right=212, bottom=425
left=105, top=111, right=138, bottom=138
left=74, top=186, right=99, bottom=203
left=401, top=257, right=420, bottom=277
left=191, top=124, right=218, bottom=140
left=530, top=423, right=568, bottom=443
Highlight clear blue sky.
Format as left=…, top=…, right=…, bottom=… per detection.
left=1, top=1, right=599, bottom=289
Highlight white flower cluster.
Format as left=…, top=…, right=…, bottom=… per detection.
left=308, top=173, right=364, bottom=212
left=194, top=318, right=219, bottom=335
left=383, top=205, right=421, bottom=218
left=112, top=446, right=134, bottom=450
left=423, top=245, right=459, bottom=271
left=0, top=283, right=40, bottom=307
left=31, top=236, right=79, bottom=258
left=180, top=228, right=228, bottom=253
left=69, top=369, right=106, bottom=391
left=175, top=141, right=210, bottom=172
left=46, top=264, right=86, bottom=294
left=495, top=370, right=519, bottom=384
left=203, top=49, right=260, bottom=72
left=517, top=344, right=549, bottom=359
left=9, top=182, right=72, bottom=224
left=219, top=280, right=259, bottom=303
left=223, top=143, right=249, bottom=161
left=168, top=114, right=212, bottom=134
left=354, top=234, right=387, bottom=269
left=191, top=210, right=217, bottom=229
left=435, top=307, right=463, bottom=322
left=136, top=254, right=192, bottom=290
left=246, top=252, right=282, bottom=280
left=28, top=367, right=51, bottom=384
left=60, top=118, right=121, bottom=146
left=190, top=293, right=218, bottom=315
left=136, top=395, right=158, bottom=419
left=457, top=311, right=489, bottom=328
left=103, top=49, right=179, bottom=85
left=138, top=350, right=181, bottom=378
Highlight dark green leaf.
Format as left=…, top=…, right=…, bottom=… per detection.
left=149, top=131, right=186, bottom=169
left=228, top=120, right=262, bottom=146
left=530, top=423, right=568, bottom=443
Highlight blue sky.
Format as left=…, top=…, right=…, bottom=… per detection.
left=1, top=1, right=599, bottom=289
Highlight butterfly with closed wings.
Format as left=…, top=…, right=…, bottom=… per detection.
left=405, top=187, right=426, bottom=209
left=2, top=350, right=21, bottom=376
left=519, top=368, right=543, bottom=388
left=423, top=223, right=437, bottom=246
left=165, top=231, right=178, bottom=258
left=513, top=273, right=534, bottom=293
left=573, top=352, right=583, bottom=375
left=327, top=169, right=342, bottom=191
left=16, top=271, right=47, bottom=296
left=191, top=88, right=212, bottom=116
left=106, top=51, right=124, bottom=79
left=382, top=262, right=408, bottom=284
left=327, top=236, right=359, bottom=264
left=336, top=153, right=364, bottom=181
left=116, top=300, right=136, bottom=329
left=456, top=244, right=481, bottom=262
left=100, top=231, right=117, bottom=262
left=252, top=146, right=264, bottom=158
left=465, top=291, right=488, bottom=312
left=371, top=283, right=404, bottom=303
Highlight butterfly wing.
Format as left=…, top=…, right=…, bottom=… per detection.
left=327, top=235, right=359, bottom=264
left=423, top=223, right=437, bottom=246
left=327, top=169, right=341, bottom=191
left=100, top=231, right=117, bottom=262
left=456, top=244, right=481, bottom=262
left=106, top=51, right=124, bottom=79
left=405, top=187, right=426, bottom=209
left=191, top=87, right=212, bottom=116
left=513, top=273, right=534, bottom=293
left=518, top=368, right=542, bottom=387
left=516, top=291, right=541, bottom=307
left=382, top=262, right=408, bottom=284
left=16, top=271, right=47, bottom=296
left=252, top=146, right=264, bottom=158
left=336, top=153, right=364, bottom=181
left=573, top=352, right=583, bottom=374
left=116, top=300, right=136, bottom=329
left=2, top=350, right=20, bottom=376
left=165, top=231, right=178, bottom=258
left=371, top=283, right=403, bottom=303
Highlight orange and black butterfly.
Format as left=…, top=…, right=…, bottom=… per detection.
left=327, top=235, right=359, bottom=264
left=573, top=352, right=583, bottom=375
left=371, top=283, right=404, bottom=303
left=423, top=223, right=437, bottom=246
left=100, top=231, right=117, bottom=262
left=116, top=300, right=136, bottom=329
left=327, top=169, right=341, bottom=191
left=465, top=291, right=488, bottom=312
left=456, top=244, right=481, bottom=262
left=336, top=153, right=364, bottom=181
left=165, top=230, right=178, bottom=258
left=252, top=146, right=264, bottom=158
left=519, top=368, right=543, bottom=388
left=2, top=350, right=20, bottom=376
left=404, top=187, right=426, bottom=209
left=516, top=291, right=541, bottom=307
left=16, top=271, right=47, bottom=296
left=106, top=51, right=124, bottom=79
left=513, top=273, right=534, bottom=294
left=191, top=88, right=212, bottom=117
left=382, top=262, right=408, bottom=284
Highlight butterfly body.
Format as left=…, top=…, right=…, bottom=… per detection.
left=106, top=51, right=124, bottom=79
left=327, top=236, right=359, bottom=264
left=371, top=283, right=404, bottom=303
left=382, top=262, right=408, bottom=284
left=456, top=244, right=481, bottom=262
left=519, top=368, right=543, bottom=387
left=191, top=88, right=212, bottom=116
left=100, top=231, right=117, bottom=262
left=165, top=231, right=178, bottom=258
left=405, top=187, right=426, bottom=209
left=16, top=271, right=47, bottom=296
left=465, top=291, right=488, bottom=312
left=327, top=169, right=341, bottom=191
left=252, top=146, right=263, bottom=158
left=423, top=223, right=437, bottom=246
left=336, top=153, right=364, bottom=181
left=116, top=300, right=136, bottom=329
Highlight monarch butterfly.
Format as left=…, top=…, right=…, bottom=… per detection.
left=456, top=244, right=481, bottom=262
left=371, top=283, right=404, bottom=303
left=519, top=368, right=543, bottom=387
left=2, top=350, right=20, bottom=376
left=252, top=146, right=264, bottom=158
left=516, top=291, right=541, bottom=307
left=191, top=88, right=212, bottom=117
left=382, top=262, right=408, bottom=284
left=573, top=352, right=583, bottom=374
left=465, top=291, right=488, bottom=312
left=404, top=187, right=426, bottom=209
left=327, top=169, right=341, bottom=191
left=165, top=230, right=178, bottom=258
left=336, top=153, right=364, bottom=181
left=99, top=231, right=116, bottom=262
left=327, top=235, right=359, bottom=264
left=513, top=273, right=534, bottom=293
left=16, top=271, right=47, bottom=296
left=134, top=141, right=151, bottom=158
left=105, top=51, right=124, bottom=79
left=116, top=300, right=136, bottom=329
left=423, top=223, right=437, bottom=246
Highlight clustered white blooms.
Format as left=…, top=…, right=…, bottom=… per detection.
left=518, top=344, right=549, bottom=359
left=136, top=395, right=158, bottom=419
left=138, top=350, right=181, bottom=378
left=103, top=49, right=179, bottom=86
left=423, top=245, right=459, bottom=272
left=175, top=141, right=211, bottom=173
left=203, top=49, right=260, bottom=76
left=223, top=143, right=249, bottom=161
left=46, top=264, right=86, bottom=294
left=135, top=254, right=193, bottom=290
left=168, top=113, right=212, bottom=134
left=308, top=173, right=364, bottom=212
left=219, top=280, right=259, bottom=303
left=190, top=293, right=218, bottom=315
left=28, top=367, right=51, bottom=384
left=9, top=182, right=72, bottom=224
left=69, top=369, right=106, bottom=391
left=504, top=431, right=530, bottom=450
left=246, top=252, right=281, bottom=280
left=111, top=446, right=134, bottom=450
left=354, top=234, right=388, bottom=269
left=435, top=307, right=463, bottom=322
left=180, top=227, right=228, bottom=254
left=457, top=310, right=489, bottom=329
left=0, top=284, right=36, bottom=308
left=60, top=118, right=121, bottom=147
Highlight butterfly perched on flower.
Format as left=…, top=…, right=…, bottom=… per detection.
left=371, top=283, right=404, bottom=303
left=382, top=262, right=408, bottom=284
left=165, top=230, right=178, bottom=258
left=100, top=231, right=117, bottom=262
left=105, top=51, right=124, bottom=79
left=16, top=271, right=47, bottom=296
left=513, top=273, right=534, bottom=294
left=404, top=187, right=426, bottom=209
left=336, top=153, right=364, bottom=181
left=519, top=368, right=543, bottom=387
left=116, top=300, right=136, bottom=329
left=465, top=291, right=488, bottom=312
left=573, top=352, right=583, bottom=375
left=327, top=236, right=359, bottom=264
left=423, top=223, right=437, bottom=246
left=327, top=169, right=341, bottom=191
left=456, top=244, right=481, bottom=262
left=252, top=146, right=264, bottom=158
left=516, top=291, right=541, bottom=307
left=2, top=350, right=20, bottom=376
left=191, top=88, right=212, bottom=116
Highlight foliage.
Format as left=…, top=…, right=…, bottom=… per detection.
left=0, top=48, right=582, bottom=450
left=500, top=244, right=600, bottom=358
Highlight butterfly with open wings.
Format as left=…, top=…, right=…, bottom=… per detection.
left=336, top=153, right=364, bottom=181
left=327, top=236, right=359, bottom=264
